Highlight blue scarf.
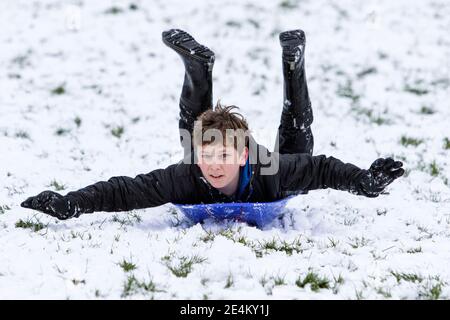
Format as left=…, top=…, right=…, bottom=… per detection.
left=237, top=158, right=252, bottom=199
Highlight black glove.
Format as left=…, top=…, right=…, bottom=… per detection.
left=20, top=191, right=79, bottom=220
left=360, top=157, right=405, bottom=197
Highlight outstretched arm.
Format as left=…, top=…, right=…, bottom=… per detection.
left=21, top=164, right=193, bottom=220
left=279, top=154, right=404, bottom=197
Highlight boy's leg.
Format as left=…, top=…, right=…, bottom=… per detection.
left=275, top=29, right=314, bottom=156
left=162, top=29, right=215, bottom=161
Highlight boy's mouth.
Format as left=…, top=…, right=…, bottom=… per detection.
left=209, top=174, right=224, bottom=180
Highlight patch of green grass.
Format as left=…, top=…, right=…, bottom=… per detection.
left=376, top=287, right=392, bottom=298
left=11, top=53, right=31, bottom=68
left=48, top=179, right=66, bottom=191
left=279, top=0, right=298, bottom=9
left=273, top=275, right=286, bottom=286
left=15, top=130, right=30, bottom=139
left=219, top=229, right=256, bottom=249
left=357, top=67, right=377, bottom=78
left=331, top=4, right=349, bottom=18
left=351, top=105, right=392, bottom=125
left=259, top=275, right=269, bottom=287
left=328, top=237, right=339, bottom=248
left=407, top=247, right=422, bottom=254
left=390, top=271, right=423, bottom=283
left=348, top=236, right=371, bottom=249
left=333, top=274, right=344, bottom=286
left=355, top=289, right=364, bottom=299
left=162, top=255, right=206, bottom=278
left=225, top=20, right=242, bottom=28
left=15, top=218, right=46, bottom=232
left=224, top=274, right=234, bottom=289
left=105, top=7, right=123, bottom=14
left=344, top=217, right=358, bottom=226
left=277, top=239, right=303, bottom=255
left=296, top=272, right=330, bottom=292
left=111, top=213, right=142, bottom=227
left=122, top=275, right=161, bottom=298
left=247, top=18, right=260, bottom=29
left=219, top=229, right=236, bottom=240
left=219, top=229, right=253, bottom=246
left=167, top=207, right=186, bottom=227
left=443, top=137, right=450, bottom=150
left=425, top=191, right=442, bottom=203
left=200, top=231, right=215, bottom=243
left=0, top=205, right=11, bottom=214
left=51, top=84, right=66, bottom=95
left=129, top=3, right=138, bottom=10
left=201, top=278, right=209, bottom=286
left=377, top=51, right=388, bottom=59
left=55, top=128, right=71, bottom=136
left=119, top=259, right=137, bottom=272
left=337, top=80, right=360, bottom=103
left=130, top=212, right=142, bottom=223
left=131, top=116, right=140, bottom=124
left=419, top=277, right=445, bottom=300
left=218, top=230, right=302, bottom=257
left=71, top=279, right=86, bottom=285
left=260, top=238, right=277, bottom=250
left=257, top=237, right=303, bottom=256
left=400, top=135, right=424, bottom=147
left=429, top=161, right=440, bottom=177
left=235, top=235, right=250, bottom=246
left=332, top=274, right=345, bottom=294
left=70, top=231, right=91, bottom=240
left=431, top=77, right=450, bottom=88
left=427, top=283, right=443, bottom=300
left=74, top=116, right=82, bottom=128
left=404, top=84, right=429, bottom=96
left=417, top=160, right=441, bottom=178
left=419, top=106, right=435, bottom=115
left=111, top=126, right=124, bottom=138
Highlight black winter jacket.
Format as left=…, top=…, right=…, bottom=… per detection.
left=64, top=139, right=370, bottom=215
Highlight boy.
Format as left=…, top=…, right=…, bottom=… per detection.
left=21, top=29, right=404, bottom=220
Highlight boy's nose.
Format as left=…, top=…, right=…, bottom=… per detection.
left=209, top=162, right=224, bottom=171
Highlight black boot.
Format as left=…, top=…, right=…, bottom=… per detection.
left=162, top=29, right=214, bottom=118
left=162, top=29, right=215, bottom=160
left=277, top=29, right=314, bottom=155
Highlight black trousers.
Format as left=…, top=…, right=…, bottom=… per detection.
left=178, top=58, right=314, bottom=157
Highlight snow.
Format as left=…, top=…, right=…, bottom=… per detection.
left=1, top=0, right=449, bottom=299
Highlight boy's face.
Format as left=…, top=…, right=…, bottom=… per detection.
left=196, top=143, right=249, bottom=193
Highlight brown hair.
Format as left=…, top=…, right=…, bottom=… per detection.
left=193, top=101, right=250, bottom=152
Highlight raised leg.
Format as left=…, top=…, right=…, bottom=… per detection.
left=274, top=29, right=314, bottom=156
left=162, top=29, right=215, bottom=160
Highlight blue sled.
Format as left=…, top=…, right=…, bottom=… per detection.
left=173, top=196, right=295, bottom=228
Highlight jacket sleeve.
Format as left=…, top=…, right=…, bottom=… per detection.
left=279, top=153, right=370, bottom=195
left=64, top=163, right=193, bottom=214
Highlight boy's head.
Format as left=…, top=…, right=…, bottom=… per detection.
left=193, top=102, right=250, bottom=195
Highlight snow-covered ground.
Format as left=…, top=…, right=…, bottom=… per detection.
left=1, top=0, right=449, bottom=299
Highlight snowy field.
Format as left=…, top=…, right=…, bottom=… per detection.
left=1, top=0, right=449, bottom=299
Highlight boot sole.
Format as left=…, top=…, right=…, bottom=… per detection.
left=162, top=29, right=215, bottom=65
left=279, top=30, right=305, bottom=63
